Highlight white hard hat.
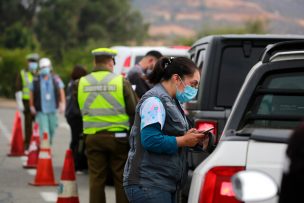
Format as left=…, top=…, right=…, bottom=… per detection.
left=39, top=58, right=52, bottom=68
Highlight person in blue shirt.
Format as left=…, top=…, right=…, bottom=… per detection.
left=123, top=57, right=207, bottom=203
left=29, top=58, right=66, bottom=145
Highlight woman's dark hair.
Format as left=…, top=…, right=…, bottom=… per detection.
left=148, top=57, right=198, bottom=84
left=71, top=64, right=87, bottom=80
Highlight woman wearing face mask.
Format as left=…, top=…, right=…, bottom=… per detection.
left=29, top=58, right=66, bottom=145
left=123, top=57, right=206, bottom=203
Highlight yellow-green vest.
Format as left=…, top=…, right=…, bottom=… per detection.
left=20, top=70, right=33, bottom=100
left=78, top=71, right=129, bottom=134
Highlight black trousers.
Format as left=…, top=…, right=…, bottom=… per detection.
left=23, top=99, right=34, bottom=150
left=67, top=116, right=88, bottom=171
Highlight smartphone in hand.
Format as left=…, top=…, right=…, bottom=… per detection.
left=197, top=127, right=214, bottom=134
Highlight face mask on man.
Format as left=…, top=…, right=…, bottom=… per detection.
left=40, top=67, right=51, bottom=76
left=176, top=76, right=198, bottom=103
left=28, top=62, right=38, bottom=71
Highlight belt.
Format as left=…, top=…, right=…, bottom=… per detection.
left=87, top=131, right=128, bottom=138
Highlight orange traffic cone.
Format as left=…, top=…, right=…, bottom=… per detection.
left=7, top=111, right=25, bottom=156
left=57, top=149, right=79, bottom=203
left=30, top=122, right=40, bottom=147
left=23, top=140, right=39, bottom=168
left=39, top=131, right=51, bottom=154
left=23, top=123, right=41, bottom=168
left=29, top=132, right=57, bottom=186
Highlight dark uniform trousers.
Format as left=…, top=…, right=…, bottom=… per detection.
left=86, top=131, right=129, bottom=203
left=23, top=99, right=34, bottom=149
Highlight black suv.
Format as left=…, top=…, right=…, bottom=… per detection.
left=186, top=34, right=304, bottom=162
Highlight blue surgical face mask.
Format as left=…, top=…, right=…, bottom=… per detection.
left=176, top=76, right=198, bottom=103
left=40, top=67, right=51, bottom=76
left=28, top=62, right=38, bottom=71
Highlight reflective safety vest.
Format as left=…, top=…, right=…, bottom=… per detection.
left=78, top=71, right=129, bottom=134
left=20, top=70, right=33, bottom=100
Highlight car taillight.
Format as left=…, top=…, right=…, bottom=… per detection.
left=195, top=120, right=217, bottom=141
left=199, top=166, right=245, bottom=203
left=123, top=56, right=131, bottom=69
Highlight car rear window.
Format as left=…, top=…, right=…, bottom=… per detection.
left=216, top=46, right=265, bottom=107
left=240, top=71, right=304, bottom=129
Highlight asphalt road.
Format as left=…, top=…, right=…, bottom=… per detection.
left=0, top=104, right=115, bottom=203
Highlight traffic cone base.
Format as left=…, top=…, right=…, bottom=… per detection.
left=23, top=141, right=39, bottom=169
left=57, top=197, right=79, bottom=203
left=57, top=180, right=79, bottom=203
left=7, top=151, right=25, bottom=156
left=29, top=182, right=58, bottom=186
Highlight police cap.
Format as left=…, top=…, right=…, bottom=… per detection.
left=91, top=48, right=117, bottom=57
left=26, top=53, right=40, bottom=62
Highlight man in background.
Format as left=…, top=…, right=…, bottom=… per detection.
left=15, top=53, right=39, bottom=150
left=127, top=50, right=162, bottom=98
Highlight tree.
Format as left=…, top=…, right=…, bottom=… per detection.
left=0, top=0, right=41, bottom=49
left=34, top=0, right=147, bottom=61
left=34, top=0, right=83, bottom=61
left=2, top=22, right=34, bottom=49
left=78, top=0, right=147, bottom=45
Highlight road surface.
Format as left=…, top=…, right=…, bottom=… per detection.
left=0, top=99, right=115, bottom=203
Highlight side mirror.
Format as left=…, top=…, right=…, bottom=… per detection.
left=231, top=171, right=278, bottom=202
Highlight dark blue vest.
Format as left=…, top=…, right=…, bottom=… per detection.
left=33, top=75, right=60, bottom=111
left=123, top=84, right=189, bottom=192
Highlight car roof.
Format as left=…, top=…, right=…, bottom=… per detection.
left=111, top=46, right=189, bottom=56
left=191, top=34, right=304, bottom=49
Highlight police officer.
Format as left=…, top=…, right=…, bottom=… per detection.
left=15, top=53, right=39, bottom=150
left=76, top=48, right=137, bottom=203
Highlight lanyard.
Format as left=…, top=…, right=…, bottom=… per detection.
left=45, top=78, right=52, bottom=93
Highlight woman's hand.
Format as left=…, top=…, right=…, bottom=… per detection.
left=176, top=128, right=206, bottom=147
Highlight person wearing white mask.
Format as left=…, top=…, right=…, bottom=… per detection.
left=29, top=57, right=66, bottom=145
left=15, top=53, right=39, bottom=150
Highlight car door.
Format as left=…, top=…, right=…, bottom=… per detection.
left=246, top=137, right=287, bottom=203
left=241, top=67, right=304, bottom=202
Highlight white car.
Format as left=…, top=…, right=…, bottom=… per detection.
left=188, top=41, right=304, bottom=203
left=110, top=46, right=190, bottom=76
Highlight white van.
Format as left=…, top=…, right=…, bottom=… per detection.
left=111, top=46, right=190, bottom=76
